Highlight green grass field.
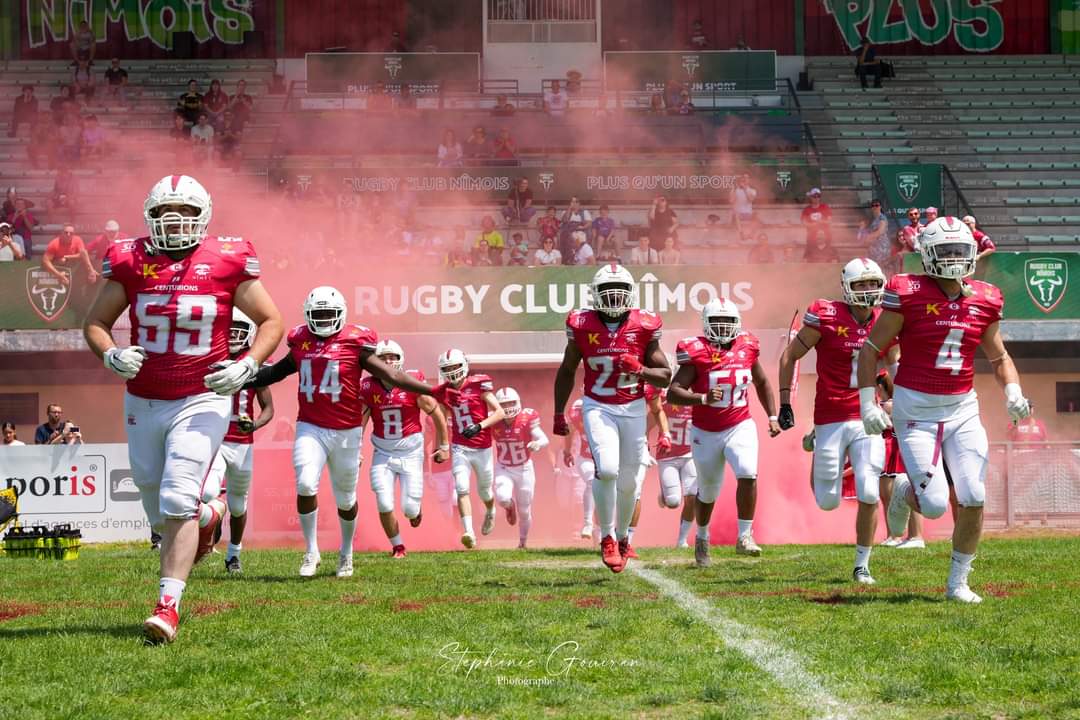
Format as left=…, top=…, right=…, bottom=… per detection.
left=2, top=536, right=1079, bottom=720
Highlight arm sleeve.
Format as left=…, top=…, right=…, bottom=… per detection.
left=529, top=424, right=549, bottom=450
left=246, top=353, right=297, bottom=388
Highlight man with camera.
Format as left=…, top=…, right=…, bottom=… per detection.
left=34, top=403, right=82, bottom=445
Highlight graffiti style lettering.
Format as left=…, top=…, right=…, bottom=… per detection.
left=824, top=0, right=1005, bottom=53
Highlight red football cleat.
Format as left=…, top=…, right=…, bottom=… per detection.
left=506, top=500, right=518, bottom=526
left=621, top=540, right=639, bottom=560
left=194, top=500, right=225, bottom=565
left=143, top=599, right=179, bottom=644
left=391, top=544, right=407, bottom=559
left=601, top=535, right=624, bottom=573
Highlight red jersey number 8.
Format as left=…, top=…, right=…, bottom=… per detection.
left=707, top=368, right=752, bottom=408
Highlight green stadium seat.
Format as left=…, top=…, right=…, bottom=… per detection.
left=1026, top=235, right=1080, bottom=244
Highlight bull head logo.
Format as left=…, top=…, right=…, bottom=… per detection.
left=384, top=56, right=403, bottom=79
left=1024, top=257, right=1068, bottom=314
left=25, top=267, right=71, bottom=322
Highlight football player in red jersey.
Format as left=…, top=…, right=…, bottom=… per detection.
left=778, top=258, right=896, bottom=584
left=563, top=398, right=596, bottom=539
left=669, top=299, right=780, bottom=568
left=358, top=340, right=450, bottom=559
left=201, top=307, right=274, bottom=574
left=655, top=387, right=697, bottom=548
left=83, top=174, right=284, bottom=644
left=553, top=264, right=670, bottom=573
left=875, top=369, right=926, bottom=550
left=492, top=387, right=549, bottom=549
left=622, top=383, right=668, bottom=558
left=437, top=349, right=505, bottom=548
left=247, top=287, right=455, bottom=578
left=858, top=217, right=1031, bottom=603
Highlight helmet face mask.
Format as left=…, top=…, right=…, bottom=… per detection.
left=590, top=264, right=637, bottom=317
left=841, top=257, right=886, bottom=307
left=375, top=339, right=405, bottom=371
left=144, top=175, right=212, bottom=253
left=702, top=298, right=741, bottom=345
left=919, top=217, right=977, bottom=280
left=228, top=307, right=256, bottom=354
left=438, top=349, right=469, bottom=386
left=496, top=387, right=521, bottom=419
left=304, top=286, right=346, bottom=337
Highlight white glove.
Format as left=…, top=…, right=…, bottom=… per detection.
left=859, top=387, right=892, bottom=435
left=527, top=441, right=543, bottom=453
left=104, top=346, right=146, bottom=380
left=1005, top=383, right=1031, bottom=423
left=203, top=356, right=259, bottom=396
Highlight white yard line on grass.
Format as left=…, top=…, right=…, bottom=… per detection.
left=633, top=566, right=855, bottom=720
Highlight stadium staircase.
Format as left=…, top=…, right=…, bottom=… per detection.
left=801, top=54, right=1080, bottom=251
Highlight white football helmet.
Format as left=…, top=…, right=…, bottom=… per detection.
left=590, top=263, right=637, bottom=316
left=919, top=216, right=977, bottom=279
left=438, top=348, right=469, bottom=386
left=702, top=297, right=741, bottom=345
left=841, top=257, right=886, bottom=307
left=375, top=339, right=405, bottom=371
left=228, top=306, right=256, bottom=355
left=304, top=286, right=346, bottom=337
left=496, top=387, right=521, bottom=419
left=144, top=174, right=212, bottom=253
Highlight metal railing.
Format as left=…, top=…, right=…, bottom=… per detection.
left=487, top=0, right=596, bottom=20
left=986, top=441, right=1080, bottom=528
left=942, top=164, right=975, bottom=219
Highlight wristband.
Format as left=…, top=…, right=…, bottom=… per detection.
left=437, top=444, right=449, bottom=451
left=768, top=416, right=778, bottom=422
left=700, top=393, right=709, bottom=405
left=858, top=386, right=878, bottom=407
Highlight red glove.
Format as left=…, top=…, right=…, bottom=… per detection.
left=616, top=353, right=644, bottom=374
left=552, top=413, right=570, bottom=436
left=430, top=383, right=461, bottom=406
left=656, top=433, right=672, bottom=455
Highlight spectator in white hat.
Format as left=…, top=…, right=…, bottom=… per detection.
left=87, top=218, right=121, bottom=272
left=924, top=206, right=938, bottom=223
left=800, top=187, right=833, bottom=246
left=962, top=215, right=996, bottom=262
left=0, top=222, right=25, bottom=261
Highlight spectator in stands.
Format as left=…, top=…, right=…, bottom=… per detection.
left=648, top=93, right=666, bottom=114
left=730, top=174, right=758, bottom=241
left=203, top=79, right=229, bottom=126
left=464, top=126, right=492, bottom=161
left=35, top=404, right=66, bottom=444
left=2, top=188, right=18, bottom=218
left=176, top=79, right=203, bottom=124
left=447, top=249, right=469, bottom=268
left=804, top=229, right=840, bottom=263
left=671, top=90, right=695, bottom=115
left=50, top=169, right=79, bottom=215
left=8, top=197, right=38, bottom=258
left=387, top=30, right=408, bottom=53
left=689, top=20, right=709, bottom=49
left=191, top=111, right=214, bottom=164
left=218, top=110, right=243, bottom=168
left=2, top=421, right=24, bottom=446
left=538, top=206, right=560, bottom=247
left=597, top=244, right=622, bottom=265
left=437, top=129, right=463, bottom=168
left=9, top=85, right=38, bottom=138
left=962, top=215, right=996, bottom=261
left=44, top=224, right=97, bottom=285
left=559, top=196, right=592, bottom=265
left=492, top=95, right=515, bottom=116
left=733, top=37, right=752, bottom=51
left=28, top=115, right=57, bottom=169
left=170, top=112, right=192, bottom=163
left=493, top=128, right=517, bottom=162
left=591, top=205, right=616, bottom=257
left=648, top=195, right=679, bottom=252
left=80, top=114, right=108, bottom=162
left=664, top=79, right=685, bottom=110
left=502, top=177, right=535, bottom=224
left=476, top=215, right=504, bottom=265
left=630, top=234, right=658, bottom=265
left=86, top=219, right=120, bottom=270
left=800, top=188, right=832, bottom=245
left=0, top=222, right=25, bottom=261
left=543, top=80, right=568, bottom=116
left=229, top=79, right=254, bottom=129
left=660, top=236, right=682, bottom=265
left=56, top=113, right=82, bottom=164
left=572, top=230, right=595, bottom=266
left=70, top=20, right=95, bottom=66
left=396, top=83, right=417, bottom=114
left=50, top=84, right=79, bottom=124
left=534, top=236, right=561, bottom=266
left=368, top=81, right=394, bottom=112
left=781, top=245, right=798, bottom=263
left=857, top=198, right=888, bottom=246
left=924, top=206, right=939, bottom=224
left=508, top=232, right=530, bottom=266
left=474, top=239, right=494, bottom=267
left=74, top=59, right=95, bottom=100
left=747, top=231, right=774, bottom=263
left=855, top=37, right=882, bottom=90
left=103, top=58, right=130, bottom=106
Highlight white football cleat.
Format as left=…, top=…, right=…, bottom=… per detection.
left=676, top=540, right=690, bottom=549
left=897, top=537, right=926, bottom=550
left=886, top=476, right=912, bottom=538
left=336, top=553, right=354, bottom=578
left=852, top=566, right=876, bottom=585
left=946, top=585, right=983, bottom=604
left=299, top=552, right=321, bottom=577
left=481, top=510, right=496, bottom=536
left=880, top=536, right=903, bottom=547
left=460, top=531, right=476, bottom=549
left=735, top=534, right=762, bottom=557
left=580, top=524, right=593, bottom=539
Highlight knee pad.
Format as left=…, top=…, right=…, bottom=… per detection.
left=915, top=488, right=950, bottom=519
left=517, top=487, right=534, bottom=515
left=854, top=470, right=880, bottom=506
left=813, top=480, right=841, bottom=512
left=697, top=476, right=723, bottom=505
left=226, top=490, right=248, bottom=517
left=401, top=492, right=422, bottom=520
left=294, top=463, right=322, bottom=497
left=954, top=479, right=985, bottom=508
left=139, top=486, right=163, bottom=529
left=159, top=482, right=198, bottom=521
left=201, top=475, right=222, bottom=504
left=495, top=477, right=514, bottom=507
left=331, top=465, right=359, bottom=511
left=659, top=466, right=682, bottom=509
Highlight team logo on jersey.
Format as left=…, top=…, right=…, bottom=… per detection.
left=194, top=263, right=212, bottom=278
left=372, top=393, right=383, bottom=405
left=301, top=341, right=312, bottom=351
left=1024, top=257, right=1068, bottom=314
left=896, top=172, right=921, bottom=203
left=25, top=266, right=70, bottom=322
left=587, top=332, right=600, bottom=345
left=624, top=332, right=637, bottom=344
left=835, top=325, right=848, bottom=337
left=925, top=303, right=940, bottom=316
left=141, top=263, right=160, bottom=279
